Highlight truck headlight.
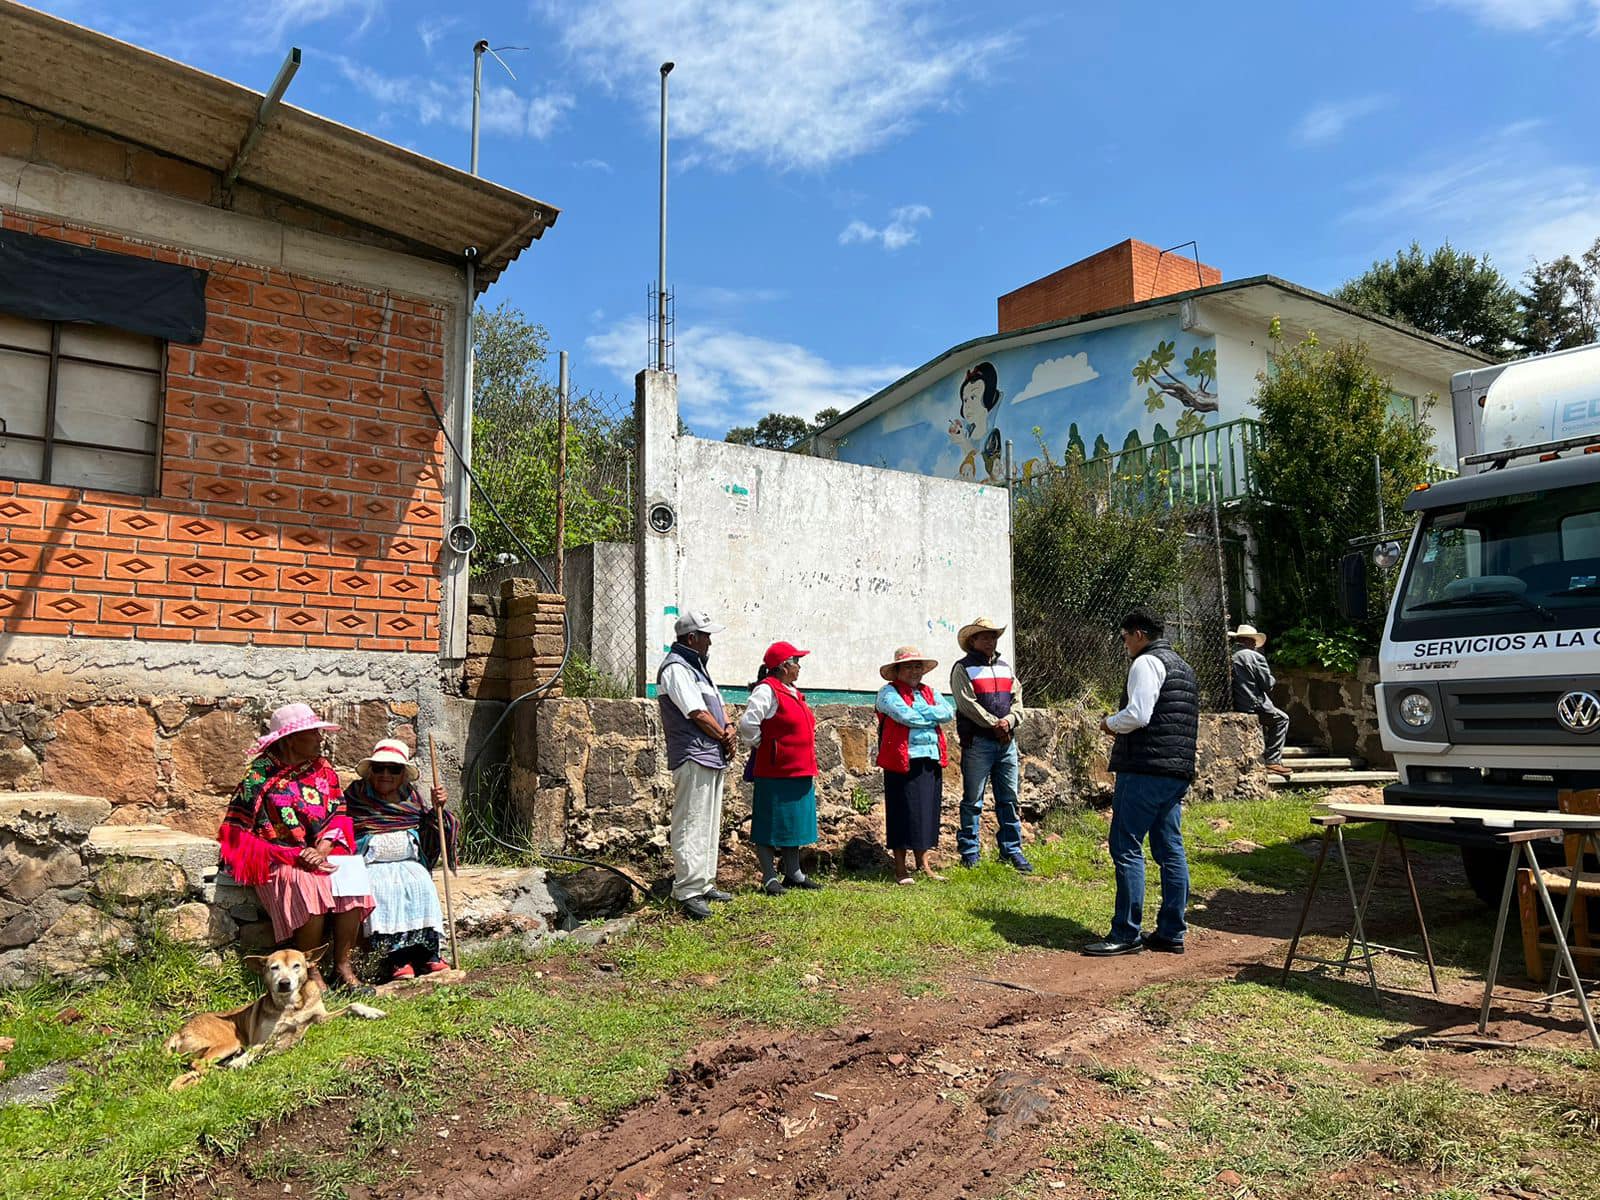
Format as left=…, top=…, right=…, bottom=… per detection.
left=1398, top=692, right=1435, bottom=729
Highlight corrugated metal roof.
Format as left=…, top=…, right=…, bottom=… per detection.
left=0, top=1, right=559, bottom=287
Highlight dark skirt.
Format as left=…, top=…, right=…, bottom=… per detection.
left=884, top=758, right=942, bottom=851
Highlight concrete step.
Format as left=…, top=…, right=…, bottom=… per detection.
left=84, top=824, right=219, bottom=891
left=1281, top=756, right=1363, bottom=771
left=1268, top=770, right=1398, bottom=789
left=1282, top=745, right=1329, bottom=759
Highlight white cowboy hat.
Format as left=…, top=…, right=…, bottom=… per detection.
left=357, top=738, right=420, bottom=781
left=879, top=645, right=939, bottom=681
left=957, top=616, right=1008, bottom=652
left=253, top=703, right=340, bottom=754
left=1229, top=623, right=1267, bottom=647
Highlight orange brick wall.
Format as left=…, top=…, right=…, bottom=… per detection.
left=997, top=239, right=1222, bottom=333
left=0, top=211, right=448, bottom=654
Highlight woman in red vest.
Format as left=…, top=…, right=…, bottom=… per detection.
left=875, top=646, right=956, bottom=884
left=737, top=641, right=823, bottom=895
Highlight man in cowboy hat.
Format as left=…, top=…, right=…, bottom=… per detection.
left=657, top=609, right=738, bottom=920
left=950, top=616, right=1032, bottom=872
left=1230, top=624, right=1292, bottom=778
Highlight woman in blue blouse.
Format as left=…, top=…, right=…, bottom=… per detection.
left=875, top=646, right=956, bottom=884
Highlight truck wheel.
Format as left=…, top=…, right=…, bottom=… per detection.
left=1460, top=846, right=1511, bottom=907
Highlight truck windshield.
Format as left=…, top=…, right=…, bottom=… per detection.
left=1391, top=481, right=1600, bottom=642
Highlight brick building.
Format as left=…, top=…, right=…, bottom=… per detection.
left=0, top=3, right=557, bottom=833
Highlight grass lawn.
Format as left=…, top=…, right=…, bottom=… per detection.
left=1, top=792, right=1594, bottom=1199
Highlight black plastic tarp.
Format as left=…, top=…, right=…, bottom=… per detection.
left=0, top=228, right=208, bottom=345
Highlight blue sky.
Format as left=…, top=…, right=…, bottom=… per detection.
left=32, top=0, right=1600, bottom=435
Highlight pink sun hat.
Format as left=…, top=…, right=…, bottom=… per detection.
left=253, top=703, right=340, bottom=754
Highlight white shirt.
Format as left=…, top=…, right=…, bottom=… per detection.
left=1105, top=654, right=1168, bottom=734
left=660, top=661, right=712, bottom=719
left=737, top=681, right=782, bottom=747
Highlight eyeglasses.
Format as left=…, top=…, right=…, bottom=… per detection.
left=369, top=763, right=406, bottom=775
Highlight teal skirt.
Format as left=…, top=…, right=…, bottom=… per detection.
left=750, top=776, right=818, bottom=848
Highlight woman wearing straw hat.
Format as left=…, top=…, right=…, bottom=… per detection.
left=1229, top=624, right=1293, bottom=778
left=342, top=739, right=456, bottom=981
left=875, top=646, right=956, bottom=884
left=737, top=641, right=823, bottom=895
left=217, top=703, right=374, bottom=993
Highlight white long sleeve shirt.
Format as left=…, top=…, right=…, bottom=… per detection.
left=1105, top=654, right=1168, bottom=734
left=736, top=682, right=782, bottom=747
left=660, top=661, right=711, bottom=719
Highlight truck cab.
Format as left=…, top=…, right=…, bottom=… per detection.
left=1377, top=343, right=1600, bottom=900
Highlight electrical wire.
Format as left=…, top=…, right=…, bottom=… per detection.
left=420, top=386, right=650, bottom=895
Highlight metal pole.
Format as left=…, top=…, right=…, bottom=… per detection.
left=223, top=47, right=300, bottom=193
left=471, top=40, right=488, bottom=174
left=1374, top=452, right=1386, bottom=536
left=1211, top=484, right=1232, bottom=704
left=456, top=250, right=477, bottom=547
left=555, top=350, right=569, bottom=593
left=657, top=62, right=674, bottom=371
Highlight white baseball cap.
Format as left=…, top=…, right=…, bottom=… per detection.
left=674, top=610, right=726, bottom=637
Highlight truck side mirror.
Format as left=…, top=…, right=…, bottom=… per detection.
left=1337, top=552, right=1369, bottom=621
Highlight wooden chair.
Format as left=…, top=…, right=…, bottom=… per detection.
left=1518, top=789, right=1600, bottom=981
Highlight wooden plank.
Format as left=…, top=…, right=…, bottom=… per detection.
left=1323, top=802, right=1600, bottom=829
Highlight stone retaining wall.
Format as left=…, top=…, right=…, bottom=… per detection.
left=512, top=697, right=1267, bottom=859
left=1274, top=658, right=1390, bottom=768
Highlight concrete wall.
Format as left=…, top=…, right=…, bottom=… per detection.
left=635, top=371, right=1013, bottom=695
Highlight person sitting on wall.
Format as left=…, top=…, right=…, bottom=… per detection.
left=875, top=646, right=956, bottom=884
left=342, top=739, right=455, bottom=981
left=737, top=641, right=824, bottom=895
left=657, top=610, right=738, bottom=921
left=949, top=616, right=1032, bottom=873
left=218, top=704, right=375, bottom=994
left=1229, top=624, right=1293, bottom=779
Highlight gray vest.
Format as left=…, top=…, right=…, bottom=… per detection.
left=657, top=645, right=729, bottom=771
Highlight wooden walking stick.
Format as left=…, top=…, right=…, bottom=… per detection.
left=428, top=732, right=460, bottom=970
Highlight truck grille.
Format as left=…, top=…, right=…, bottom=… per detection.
left=1442, top=677, right=1600, bottom=745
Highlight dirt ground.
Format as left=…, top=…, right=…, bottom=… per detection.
left=173, top=855, right=1596, bottom=1200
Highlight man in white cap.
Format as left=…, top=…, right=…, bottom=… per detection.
left=657, top=609, right=738, bottom=920
left=1230, top=624, right=1292, bottom=778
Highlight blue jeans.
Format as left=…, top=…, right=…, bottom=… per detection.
left=1108, top=771, right=1190, bottom=944
left=958, top=736, right=1022, bottom=859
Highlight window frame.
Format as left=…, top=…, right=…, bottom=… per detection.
left=0, top=317, right=167, bottom=496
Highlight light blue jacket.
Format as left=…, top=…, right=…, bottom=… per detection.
left=875, top=683, right=955, bottom=761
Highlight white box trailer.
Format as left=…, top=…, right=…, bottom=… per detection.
left=1377, top=342, right=1600, bottom=900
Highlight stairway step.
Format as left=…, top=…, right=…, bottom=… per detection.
left=1282, top=756, right=1362, bottom=771
left=1268, top=770, right=1398, bottom=788
left=1281, top=746, right=1328, bottom=758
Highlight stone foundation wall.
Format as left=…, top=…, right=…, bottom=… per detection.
left=512, top=698, right=1267, bottom=859
left=1274, top=658, right=1389, bottom=768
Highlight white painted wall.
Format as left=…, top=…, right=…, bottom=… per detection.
left=635, top=371, right=1012, bottom=695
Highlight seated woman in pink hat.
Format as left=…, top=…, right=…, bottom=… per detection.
left=217, top=703, right=374, bottom=994
left=342, top=739, right=455, bottom=981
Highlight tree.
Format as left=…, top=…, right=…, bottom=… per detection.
left=1248, top=332, right=1436, bottom=644
left=724, top=409, right=835, bottom=450
left=1518, top=238, right=1600, bottom=354
left=469, top=303, right=633, bottom=566
left=1334, top=241, right=1519, bottom=357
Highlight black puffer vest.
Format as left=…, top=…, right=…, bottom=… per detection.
left=1108, top=639, right=1199, bottom=781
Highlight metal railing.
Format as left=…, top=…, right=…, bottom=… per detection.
left=1031, top=417, right=1262, bottom=508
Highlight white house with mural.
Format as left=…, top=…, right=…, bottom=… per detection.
left=812, top=239, right=1490, bottom=498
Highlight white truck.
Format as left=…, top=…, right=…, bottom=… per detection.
left=1376, top=341, right=1600, bottom=901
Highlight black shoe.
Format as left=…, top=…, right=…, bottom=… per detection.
left=1141, top=933, right=1185, bottom=954
left=959, top=854, right=979, bottom=868
left=1082, top=938, right=1144, bottom=957
left=679, top=897, right=713, bottom=920
left=763, top=877, right=787, bottom=896
left=1003, top=853, right=1034, bottom=874
left=783, top=875, right=824, bottom=890
left=700, top=888, right=734, bottom=903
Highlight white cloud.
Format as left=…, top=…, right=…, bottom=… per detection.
left=1011, top=353, right=1099, bottom=406
left=1341, top=122, right=1600, bottom=273
left=1432, top=0, right=1600, bottom=32
left=417, top=15, right=458, bottom=53
left=1294, top=95, right=1388, bottom=146
left=246, top=0, right=384, bottom=42
left=546, top=0, right=1013, bottom=170
left=576, top=158, right=615, bottom=172
left=839, top=204, right=932, bottom=251
left=586, top=320, right=906, bottom=433
left=335, top=57, right=572, bottom=139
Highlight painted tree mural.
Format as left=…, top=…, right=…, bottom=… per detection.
left=1133, top=339, right=1218, bottom=417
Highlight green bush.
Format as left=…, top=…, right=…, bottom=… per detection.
left=1272, top=621, right=1365, bottom=673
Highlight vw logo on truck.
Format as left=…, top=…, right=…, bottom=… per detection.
left=1557, top=690, right=1600, bottom=733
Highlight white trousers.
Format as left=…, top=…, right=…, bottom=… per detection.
left=670, top=761, right=726, bottom=901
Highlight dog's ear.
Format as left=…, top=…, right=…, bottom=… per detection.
left=302, top=943, right=329, bottom=967
left=242, top=954, right=269, bottom=975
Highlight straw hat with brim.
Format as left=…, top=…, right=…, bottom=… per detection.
left=358, top=738, right=420, bottom=781
left=880, top=646, right=939, bottom=681
left=1229, top=624, right=1268, bottom=647
left=254, top=703, right=340, bottom=755
left=958, top=617, right=1007, bottom=652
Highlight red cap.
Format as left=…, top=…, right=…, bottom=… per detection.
left=762, top=641, right=810, bottom=669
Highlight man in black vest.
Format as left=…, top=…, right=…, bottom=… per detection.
left=1086, top=607, right=1199, bottom=957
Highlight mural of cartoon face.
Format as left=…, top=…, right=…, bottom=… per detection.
left=949, top=362, right=1003, bottom=482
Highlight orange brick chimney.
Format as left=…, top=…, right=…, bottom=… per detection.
left=997, top=239, right=1221, bottom=333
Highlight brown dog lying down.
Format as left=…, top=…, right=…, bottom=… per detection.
left=165, top=947, right=384, bottom=1090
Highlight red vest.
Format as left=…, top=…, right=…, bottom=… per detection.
left=876, top=681, right=949, bottom=773
left=752, top=679, right=819, bottom=778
